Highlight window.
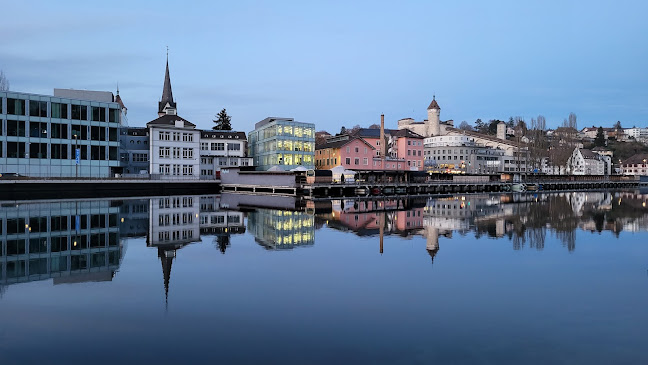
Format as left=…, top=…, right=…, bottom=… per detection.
left=355, top=147, right=359, bottom=153
left=91, top=106, right=106, bottom=122
left=354, top=158, right=359, bottom=165
left=7, top=98, right=26, bottom=115
left=227, top=143, right=241, bottom=151
left=7, top=142, right=26, bottom=158
left=109, top=128, right=118, bottom=141
left=363, top=158, right=368, bottom=165
left=51, top=123, right=68, bottom=139
left=30, top=100, right=48, bottom=117
left=51, top=143, right=68, bottom=159
left=91, top=145, right=105, bottom=160
left=71, top=124, right=88, bottom=140
left=7, top=119, right=26, bottom=136
left=201, top=142, right=209, bottom=150
left=29, top=121, right=48, bottom=138
left=346, top=157, right=351, bottom=165
left=109, top=146, right=118, bottom=160
left=109, top=108, right=120, bottom=123
left=211, top=143, right=224, bottom=151
left=51, top=102, right=68, bottom=119
left=159, top=147, right=170, bottom=158
left=71, top=104, right=88, bottom=120
left=30, top=143, right=48, bottom=159
left=91, top=126, right=106, bottom=141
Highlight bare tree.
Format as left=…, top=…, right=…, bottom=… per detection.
left=567, top=112, right=577, bottom=130
left=458, top=120, right=474, bottom=131
left=368, top=124, right=380, bottom=129
left=0, top=70, right=9, bottom=91
left=536, top=115, right=546, bottom=131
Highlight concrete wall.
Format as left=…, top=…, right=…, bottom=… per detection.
left=220, top=168, right=299, bottom=187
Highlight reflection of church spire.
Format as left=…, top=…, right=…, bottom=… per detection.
left=158, top=248, right=175, bottom=310
left=426, top=247, right=439, bottom=264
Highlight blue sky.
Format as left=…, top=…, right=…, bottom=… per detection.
left=1, top=0, right=646, bottom=132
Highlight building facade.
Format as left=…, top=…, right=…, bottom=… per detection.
left=199, top=130, right=252, bottom=179
left=424, top=135, right=504, bottom=174
left=620, top=153, right=648, bottom=176
left=248, top=117, right=315, bottom=171
left=1, top=90, right=122, bottom=178
left=568, top=148, right=611, bottom=175
left=120, top=127, right=149, bottom=175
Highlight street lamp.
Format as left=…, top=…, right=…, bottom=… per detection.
left=73, top=132, right=79, bottom=179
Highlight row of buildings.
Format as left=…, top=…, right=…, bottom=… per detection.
left=0, top=58, right=316, bottom=178
left=1, top=59, right=644, bottom=179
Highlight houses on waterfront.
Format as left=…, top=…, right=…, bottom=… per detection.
left=1, top=58, right=646, bottom=179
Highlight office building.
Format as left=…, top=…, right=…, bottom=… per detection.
left=248, top=117, right=315, bottom=171
left=1, top=89, right=123, bottom=177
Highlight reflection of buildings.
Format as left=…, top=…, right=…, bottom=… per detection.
left=1, top=200, right=123, bottom=288
left=247, top=209, right=314, bottom=250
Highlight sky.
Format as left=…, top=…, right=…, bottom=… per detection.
left=1, top=0, right=647, bottom=132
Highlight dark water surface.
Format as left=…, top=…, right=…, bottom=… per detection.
left=1, top=191, right=647, bottom=364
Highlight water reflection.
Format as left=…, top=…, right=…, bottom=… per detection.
left=2, top=190, right=648, bottom=295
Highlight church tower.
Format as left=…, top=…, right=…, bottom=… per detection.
left=158, top=53, right=177, bottom=117
left=426, top=95, right=441, bottom=136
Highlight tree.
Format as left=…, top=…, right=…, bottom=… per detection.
left=594, top=126, right=606, bottom=147
left=458, top=121, right=473, bottom=131
left=474, top=118, right=486, bottom=133
left=349, top=124, right=362, bottom=135
left=368, top=124, right=380, bottom=129
left=339, top=126, right=347, bottom=135
left=536, top=115, right=546, bottom=131
left=614, top=121, right=622, bottom=130
left=567, top=112, right=577, bottom=130
left=212, top=108, right=232, bottom=130
left=0, top=69, right=9, bottom=91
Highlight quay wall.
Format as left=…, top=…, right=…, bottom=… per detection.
left=0, top=179, right=220, bottom=200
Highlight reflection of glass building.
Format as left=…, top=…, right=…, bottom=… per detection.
left=248, top=117, right=315, bottom=171
left=1, top=200, right=122, bottom=287
left=247, top=209, right=314, bottom=249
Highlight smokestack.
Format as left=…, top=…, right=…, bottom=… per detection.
left=380, top=114, right=385, bottom=158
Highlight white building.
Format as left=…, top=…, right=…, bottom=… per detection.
left=423, top=135, right=504, bottom=174
left=624, top=127, right=648, bottom=140
left=199, top=130, right=252, bottom=179
left=148, top=115, right=200, bottom=179
left=568, top=148, right=611, bottom=175
left=620, top=153, right=648, bottom=176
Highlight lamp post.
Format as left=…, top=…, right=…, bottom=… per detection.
left=73, top=133, right=79, bottom=179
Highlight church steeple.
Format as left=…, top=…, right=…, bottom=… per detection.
left=158, top=50, right=177, bottom=117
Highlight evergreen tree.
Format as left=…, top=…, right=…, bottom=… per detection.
left=594, top=126, right=606, bottom=147
left=212, top=108, right=232, bottom=130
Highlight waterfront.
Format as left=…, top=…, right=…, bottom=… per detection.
left=1, top=191, right=648, bottom=364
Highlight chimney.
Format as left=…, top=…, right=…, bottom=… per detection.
left=380, top=114, right=386, bottom=158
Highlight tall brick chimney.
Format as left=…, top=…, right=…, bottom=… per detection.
left=380, top=114, right=386, bottom=158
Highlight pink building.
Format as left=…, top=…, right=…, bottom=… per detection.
left=315, top=129, right=424, bottom=171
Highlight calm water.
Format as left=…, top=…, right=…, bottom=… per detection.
left=1, top=191, right=647, bottom=365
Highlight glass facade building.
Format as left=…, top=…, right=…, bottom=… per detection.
left=248, top=117, right=315, bottom=171
left=0, top=90, right=122, bottom=178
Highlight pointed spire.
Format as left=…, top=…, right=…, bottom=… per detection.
left=158, top=248, right=174, bottom=311
left=427, top=95, right=440, bottom=110
left=159, top=49, right=177, bottom=116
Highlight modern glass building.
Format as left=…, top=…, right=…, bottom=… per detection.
left=248, top=117, right=315, bottom=171
left=0, top=89, right=123, bottom=178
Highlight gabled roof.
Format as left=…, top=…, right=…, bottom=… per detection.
left=201, top=130, right=247, bottom=140
left=317, top=135, right=376, bottom=150
left=392, top=129, right=424, bottom=138
left=146, top=114, right=196, bottom=128
left=621, top=153, right=648, bottom=165
left=579, top=149, right=599, bottom=159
